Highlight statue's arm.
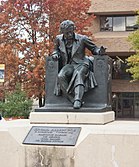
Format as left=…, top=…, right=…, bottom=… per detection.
left=83, top=36, right=106, bottom=55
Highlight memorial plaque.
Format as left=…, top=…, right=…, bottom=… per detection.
left=23, top=126, right=81, bottom=146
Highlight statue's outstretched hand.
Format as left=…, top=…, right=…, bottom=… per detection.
left=99, top=46, right=107, bottom=56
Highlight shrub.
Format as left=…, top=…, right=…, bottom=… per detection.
left=0, top=84, right=33, bottom=118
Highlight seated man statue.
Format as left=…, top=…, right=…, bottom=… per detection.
left=51, top=20, right=106, bottom=109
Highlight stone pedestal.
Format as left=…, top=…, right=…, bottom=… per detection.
left=1, top=119, right=139, bottom=167
left=30, top=111, right=115, bottom=124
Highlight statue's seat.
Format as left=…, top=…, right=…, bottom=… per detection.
left=35, top=55, right=112, bottom=112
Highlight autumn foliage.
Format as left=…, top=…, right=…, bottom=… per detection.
left=48, top=0, right=95, bottom=50
left=0, top=0, right=95, bottom=106
left=0, top=44, right=20, bottom=99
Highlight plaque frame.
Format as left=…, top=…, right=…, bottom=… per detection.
left=23, top=126, right=81, bottom=146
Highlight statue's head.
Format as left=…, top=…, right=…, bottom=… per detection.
left=60, top=20, right=76, bottom=39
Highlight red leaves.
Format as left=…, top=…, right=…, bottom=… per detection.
left=48, top=0, right=95, bottom=51
left=0, top=0, right=94, bottom=100
left=0, top=45, right=20, bottom=94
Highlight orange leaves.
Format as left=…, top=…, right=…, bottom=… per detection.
left=0, top=0, right=94, bottom=101
left=0, top=0, right=48, bottom=100
left=49, top=0, right=95, bottom=42
left=0, top=44, right=20, bottom=93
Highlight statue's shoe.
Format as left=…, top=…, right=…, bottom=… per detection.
left=73, top=100, right=82, bottom=109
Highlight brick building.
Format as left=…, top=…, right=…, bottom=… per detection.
left=89, top=0, right=139, bottom=118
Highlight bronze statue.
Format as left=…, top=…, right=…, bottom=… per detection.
left=51, top=20, right=106, bottom=109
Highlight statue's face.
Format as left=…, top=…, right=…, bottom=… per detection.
left=63, top=26, right=74, bottom=40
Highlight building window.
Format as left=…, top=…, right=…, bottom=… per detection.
left=126, top=16, right=138, bottom=31
left=100, top=16, right=112, bottom=31
left=113, top=17, right=125, bottom=31
left=112, top=92, right=139, bottom=119
left=100, top=15, right=138, bottom=32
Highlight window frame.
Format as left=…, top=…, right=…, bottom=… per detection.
left=100, top=15, right=138, bottom=32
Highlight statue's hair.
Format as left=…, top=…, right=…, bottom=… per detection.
left=60, top=20, right=76, bottom=33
